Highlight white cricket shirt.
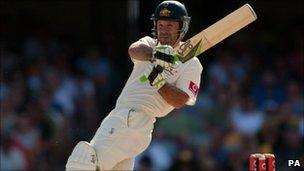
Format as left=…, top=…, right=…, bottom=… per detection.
left=116, top=36, right=203, bottom=118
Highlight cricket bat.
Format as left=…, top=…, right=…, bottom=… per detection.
left=176, top=3, right=257, bottom=63
left=139, top=3, right=257, bottom=82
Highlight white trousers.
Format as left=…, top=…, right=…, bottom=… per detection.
left=90, top=107, right=155, bottom=170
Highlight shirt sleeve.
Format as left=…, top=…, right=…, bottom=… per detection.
left=175, top=58, right=203, bottom=106
left=139, top=36, right=156, bottom=47
left=131, top=36, right=156, bottom=64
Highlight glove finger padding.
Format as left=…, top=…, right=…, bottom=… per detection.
left=148, top=65, right=167, bottom=89
left=152, top=73, right=167, bottom=89
left=154, top=51, right=175, bottom=63
left=153, top=45, right=179, bottom=68
left=154, top=45, right=174, bottom=56
left=148, top=65, right=164, bottom=85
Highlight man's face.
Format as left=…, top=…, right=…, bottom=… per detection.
left=156, top=20, right=180, bottom=46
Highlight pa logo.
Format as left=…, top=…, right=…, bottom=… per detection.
left=288, top=159, right=301, bottom=167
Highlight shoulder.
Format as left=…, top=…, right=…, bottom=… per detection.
left=139, top=36, right=157, bottom=47
left=139, top=36, right=155, bottom=42
left=185, top=57, right=203, bottom=71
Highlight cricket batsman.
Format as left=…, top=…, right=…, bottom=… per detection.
left=66, top=1, right=203, bottom=170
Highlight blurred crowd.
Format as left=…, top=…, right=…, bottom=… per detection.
left=1, top=16, right=303, bottom=171
left=135, top=31, right=304, bottom=170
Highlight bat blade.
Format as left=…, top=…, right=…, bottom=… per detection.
left=175, top=3, right=257, bottom=63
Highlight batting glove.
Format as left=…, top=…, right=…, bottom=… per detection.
left=152, top=45, right=180, bottom=68
left=148, top=65, right=167, bottom=89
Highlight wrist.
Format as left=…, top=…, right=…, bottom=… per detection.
left=152, top=79, right=166, bottom=90
left=157, top=82, right=168, bottom=92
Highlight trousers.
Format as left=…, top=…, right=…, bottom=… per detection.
left=90, top=107, right=155, bottom=170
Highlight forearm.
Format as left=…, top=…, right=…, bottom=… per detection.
left=158, top=83, right=189, bottom=109
left=128, top=42, right=153, bottom=61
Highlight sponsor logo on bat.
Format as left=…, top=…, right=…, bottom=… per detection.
left=180, top=39, right=202, bottom=62
left=177, top=40, right=193, bottom=56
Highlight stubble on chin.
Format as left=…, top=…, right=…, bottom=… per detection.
left=158, top=38, right=173, bottom=46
